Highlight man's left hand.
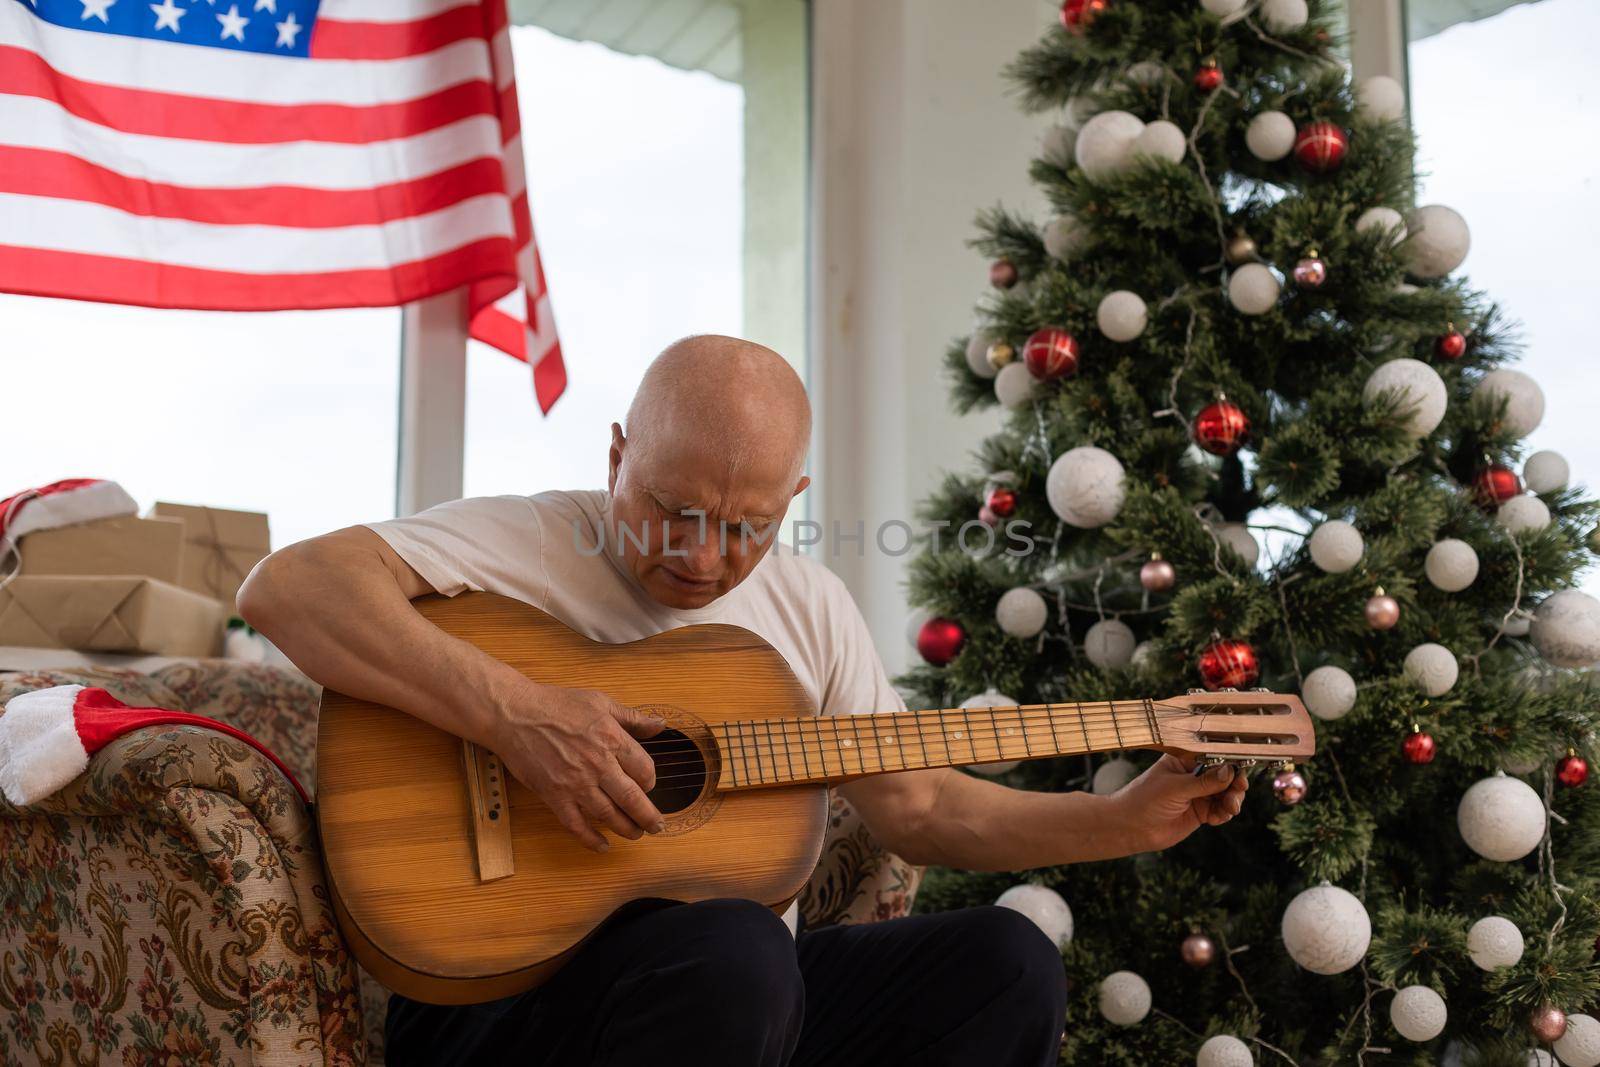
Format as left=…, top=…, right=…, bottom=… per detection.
left=1103, top=754, right=1250, bottom=853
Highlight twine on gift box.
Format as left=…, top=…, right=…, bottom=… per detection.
left=191, top=506, right=254, bottom=599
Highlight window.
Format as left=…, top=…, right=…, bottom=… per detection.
left=1409, top=0, right=1600, bottom=561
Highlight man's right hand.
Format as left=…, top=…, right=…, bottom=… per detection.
left=493, top=684, right=667, bottom=852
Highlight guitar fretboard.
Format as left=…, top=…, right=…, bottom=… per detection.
left=708, top=701, right=1162, bottom=789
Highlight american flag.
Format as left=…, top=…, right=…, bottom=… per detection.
left=0, top=0, right=566, bottom=412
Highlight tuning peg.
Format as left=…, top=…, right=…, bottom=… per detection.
left=1220, top=687, right=1239, bottom=693
left=1275, top=759, right=1295, bottom=773
left=1187, top=688, right=1207, bottom=695
left=1251, top=687, right=1272, bottom=693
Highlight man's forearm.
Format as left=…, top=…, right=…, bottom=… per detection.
left=238, top=533, right=524, bottom=750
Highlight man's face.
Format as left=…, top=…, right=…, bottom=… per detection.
left=608, top=425, right=807, bottom=610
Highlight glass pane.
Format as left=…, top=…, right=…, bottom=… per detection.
left=2, top=297, right=399, bottom=549
left=464, top=27, right=745, bottom=497
left=1409, top=0, right=1600, bottom=598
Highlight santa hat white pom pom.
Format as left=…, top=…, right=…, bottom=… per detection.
left=0, top=685, right=90, bottom=806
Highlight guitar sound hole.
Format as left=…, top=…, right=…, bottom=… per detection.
left=646, top=728, right=707, bottom=814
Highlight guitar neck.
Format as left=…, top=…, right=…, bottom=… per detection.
left=708, top=701, right=1163, bottom=790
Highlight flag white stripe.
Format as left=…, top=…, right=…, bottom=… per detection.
left=491, top=26, right=514, bottom=93
left=0, top=4, right=492, bottom=107
left=1, top=95, right=503, bottom=191
left=319, top=0, right=478, bottom=23
left=1, top=190, right=515, bottom=273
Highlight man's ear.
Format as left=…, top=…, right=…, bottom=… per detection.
left=608, top=423, right=626, bottom=494
left=791, top=475, right=811, bottom=498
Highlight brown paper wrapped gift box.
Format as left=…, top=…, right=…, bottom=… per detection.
left=17, top=515, right=187, bottom=583
left=148, top=501, right=271, bottom=611
left=0, top=575, right=226, bottom=657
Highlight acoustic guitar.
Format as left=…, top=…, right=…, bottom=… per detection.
left=316, top=593, right=1313, bottom=1005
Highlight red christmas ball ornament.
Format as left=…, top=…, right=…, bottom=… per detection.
left=1530, top=1003, right=1568, bottom=1043
left=1198, top=638, right=1259, bottom=691
left=1473, top=464, right=1523, bottom=509
left=1059, top=0, right=1108, bottom=32
left=1193, top=399, right=1251, bottom=456
left=1365, top=588, right=1400, bottom=630
left=989, top=258, right=1019, bottom=290
left=985, top=486, right=1018, bottom=519
left=1273, top=765, right=1308, bottom=804
left=1180, top=932, right=1216, bottom=968
left=1140, top=555, right=1176, bottom=593
left=1558, top=750, right=1589, bottom=788
left=1023, top=327, right=1081, bottom=381
left=1401, top=726, right=1436, bottom=765
left=1293, top=120, right=1348, bottom=173
left=1435, top=327, right=1467, bottom=361
left=1193, top=60, right=1224, bottom=93
left=978, top=505, right=1000, bottom=528
left=1292, top=251, right=1328, bottom=289
left=915, top=616, right=967, bottom=667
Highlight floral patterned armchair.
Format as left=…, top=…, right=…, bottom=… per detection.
left=0, top=661, right=921, bottom=1066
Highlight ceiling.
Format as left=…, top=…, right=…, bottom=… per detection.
left=507, top=0, right=743, bottom=82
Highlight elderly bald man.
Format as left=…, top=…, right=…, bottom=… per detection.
left=240, top=334, right=1246, bottom=1067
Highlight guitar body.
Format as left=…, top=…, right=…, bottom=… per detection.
left=316, top=593, right=827, bottom=1005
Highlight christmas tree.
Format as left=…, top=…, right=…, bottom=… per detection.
left=900, top=0, right=1600, bottom=1062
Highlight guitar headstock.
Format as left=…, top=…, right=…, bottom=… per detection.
left=1155, top=689, right=1315, bottom=765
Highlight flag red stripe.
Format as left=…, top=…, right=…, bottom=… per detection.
left=0, top=239, right=518, bottom=312
left=0, top=146, right=509, bottom=229
left=0, top=45, right=494, bottom=145
left=310, top=7, right=485, bottom=61
left=532, top=339, right=567, bottom=414
left=498, top=83, right=520, bottom=145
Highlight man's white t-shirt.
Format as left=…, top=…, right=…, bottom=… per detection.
left=365, top=490, right=908, bottom=932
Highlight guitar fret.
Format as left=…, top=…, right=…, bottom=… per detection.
left=1018, top=706, right=1033, bottom=757
left=1045, top=702, right=1064, bottom=754
left=724, top=725, right=738, bottom=787
left=773, top=719, right=795, bottom=781
left=936, top=708, right=953, bottom=766
left=1143, top=698, right=1159, bottom=744
left=986, top=707, right=1000, bottom=763
left=797, top=719, right=814, bottom=781
left=893, top=712, right=909, bottom=771
left=959, top=705, right=977, bottom=764
left=1110, top=701, right=1125, bottom=749
left=909, top=709, right=929, bottom=770
left=1074, top=702, right=1090, bottom=754
left=736, top=719, right=755, bottom=785
left=850, top=716, right=875, bottom=772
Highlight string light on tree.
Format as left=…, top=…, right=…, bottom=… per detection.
left=1273, top=763, right=1308, bottom=804
left=1281, top=883, right=1371, bottom=974
left=1390, top=985, right=1447, bottom=1042
left=1467, top=916, right=1525, bottom=970
left=1193, top=398, right=1250, bottom=455
left=1197, top=1035, right=1253, bottom=1067
left=1292, top=250, right=1327, bottom=289
left=1085, top=619, right=1137, bottom=669
left=1558, top=749, right=1589, bottom=788
left=1474, top=463, right=1523, bottom=509
left=1245, top=111, right=1296, bottom=161
left=1302, top=665, right=1357, bottom=721
left=1227, top=263, right=1281, bottom=315
left=1023, top=328, right=1081, bottom=381
left=916, top=616, right=967, bottom=666
left=961, top=693, right=1021, bottom=774
left=1458, top=773, right=1545, bottom=861
left=1180, top=931, right=1216, bottom=968
left=1524, top=450, right=1571, bottom=494
left=1098, top=971, right=1151, bottom=1026
left=996, top=587, right=1049, bottom=638
left=1434, top=325, right=1466, bottom=361
left=1401, top=725, right=1437, bottom=765
left=1293, top=120, right=1347, bottom=173
left=1365, top=588, right=1400, bottom=631
left=995, top=883, right=1073, bottom=946
left=1140, top=553, right=1176, bottom=592
left=1425, top=539, right=1479, bottom=592
left=1198, top=638, right=1259, bottom=690
left=989, top=258, right=1018, bottom=289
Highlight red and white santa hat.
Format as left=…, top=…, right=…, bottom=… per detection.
left=0, top=478, right=137, bottom=545
left=0, top=685, right=308, bottom=806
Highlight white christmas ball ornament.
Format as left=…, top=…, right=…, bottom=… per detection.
left=1245, top=111, right=1297, bottom=162
left=1474, top=368, right=1545, bottom=438
left=1199, top=0, right=1248, bottom=20
left=1356, top=206, right=1407, bottom=242
left=1196, top=1035, right=1253, bottom=1067
left=1466, top=916, right=1524, bottom=970
left=1126, top=61, right=1166, bottom=87
left=1390, top=986, right=1447, bottom=1042
left=1556, top=1015, right=1600, bottom=1067
left=905, top=607, right=933, bottom=649
left=1075, top=110, right=1146, bottom=181
left=1407, top=205, right=1471, bottom=278
left=1404, top=643, right=1459, bottom=697
left=1425, top=539, right=1479, bottom=593
left=1531, top=590, right=1600, bottom=668
left=1098, top=971, right=1151, bottom=1026
left=1228, top=263, right=1281, bottom=315
left=1363, top=358, right=1448, bottom=438
left=1097, top=290, right=1148, bottom=342
left=1085, top=619, right=1137, bottom=669
left=1524, top=450, right=1570, bottom=494
left=995, top=362, right=1039, bottom=409
left=1134, top=120, right=1186, bottom=164
left=1216, top=522, right=1260, bottom=568
left=1044, top=215, right=1088, bottom=261
left=1259, top=0, right=1309, bottom=31
left=1282, top=884, right=1372, bottom=974
left=1357, top=75, right=1407, bottom=122
left=960, top=692, right=1020, bottom=774
left=1308, top=520, right=1364, bottom=573
left=1458, top=774, right=1546, bottom=861
left=1528, top=1052, right=1557, bottom=1067
left=1502, top=609, right=1533, bottom=638
left=965, top=332, right=998, bottom=379
left=1093, top=757, right=1139, bottom=795
left=995, top=884, right=1073, bottom=948
left=1041, top=124, right=1077, bottom=168
left=1046, top=446, right=1126, bottom=528
left=1497, top=495, right=1552, bottom=536
left=996, top=587, right=1048, bottom=638
left=1302, top=665, right=1357, bottom=721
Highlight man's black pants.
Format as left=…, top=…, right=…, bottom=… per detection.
left=385, top=899, right=1068, bottom=1067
